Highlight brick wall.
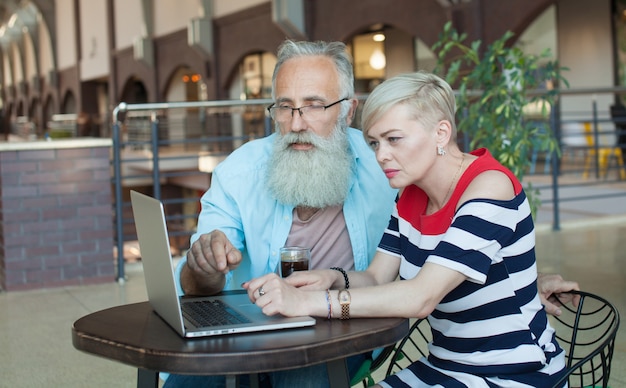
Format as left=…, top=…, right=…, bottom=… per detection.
left=0, top=140, right=115, bottom=291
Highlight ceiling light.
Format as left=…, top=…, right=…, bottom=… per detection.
left=369, top=48, right=386, bottom=70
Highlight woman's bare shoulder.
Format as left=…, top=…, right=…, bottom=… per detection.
left=463, top=170, right=515, bottom=201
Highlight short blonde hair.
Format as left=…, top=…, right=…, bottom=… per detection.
left=361, top=71, right=457, bottom=139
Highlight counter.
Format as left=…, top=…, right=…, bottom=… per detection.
left=0, top=138, right=115, bottom=291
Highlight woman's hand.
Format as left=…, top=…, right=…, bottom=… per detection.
left=283, top=269, right=339, bottom=290
left=242, top=273, right=322, bottom=317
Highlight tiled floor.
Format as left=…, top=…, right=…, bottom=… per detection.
left=1, top=217, right=625, bottom=387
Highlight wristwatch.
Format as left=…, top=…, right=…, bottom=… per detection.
left=338, top=289, right=351, bottom=320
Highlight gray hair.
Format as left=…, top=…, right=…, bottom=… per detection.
left=271, top=40, right=355, bottom=110
left=361, top=71, right=457, bottom=139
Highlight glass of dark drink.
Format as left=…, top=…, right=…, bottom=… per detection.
left=279, top=246, right=310, bottom=278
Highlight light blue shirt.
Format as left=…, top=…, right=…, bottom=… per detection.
left=174, top=127, right=396, bottom=294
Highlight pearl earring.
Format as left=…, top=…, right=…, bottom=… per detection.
left=437, top=146, right=446, bottom=156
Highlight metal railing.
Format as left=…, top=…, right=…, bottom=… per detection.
left=110, top=88, right=626, bottom=282
left=529, top=88, right=626, bottom=230
left=111, top=99, right=274, bottom=282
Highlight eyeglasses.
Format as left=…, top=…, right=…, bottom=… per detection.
left=267, top=98, right=348, bottom=123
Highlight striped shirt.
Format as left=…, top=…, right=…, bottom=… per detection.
left=379, top=148, right=565, bottom=387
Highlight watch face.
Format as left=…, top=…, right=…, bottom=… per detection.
left=339, top=290, right=351, bottom=304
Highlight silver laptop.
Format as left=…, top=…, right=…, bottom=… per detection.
left=130, top=190, right=316, bottom=338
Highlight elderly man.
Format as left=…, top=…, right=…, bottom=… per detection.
left=167, top=39, right=395, bottom=388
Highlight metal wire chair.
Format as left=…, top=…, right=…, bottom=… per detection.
left=550, top=290, right=620, bottom=388
left=350, top=344, right=397, bottom=387
left=384, top=318, right=431, bottom=377
left=381, top=291, right=619, bottom=388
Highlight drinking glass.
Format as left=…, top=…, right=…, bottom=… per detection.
left=279, top=246, right=310, bottom=278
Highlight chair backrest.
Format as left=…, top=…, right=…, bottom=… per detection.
left=352, top=319, right=431, bottom=387
left=583, top=121, right=620, bottom=148
left=382, top=291, right=620, bottom=388
left=550, top=290, right=620, bottom=388
left=385, top=318, right=431, bottom=377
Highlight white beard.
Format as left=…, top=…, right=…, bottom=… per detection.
left=266, top=124, right=353, bottom=208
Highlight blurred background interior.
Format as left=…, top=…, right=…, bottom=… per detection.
left=0, top=0, right=625, bottom=386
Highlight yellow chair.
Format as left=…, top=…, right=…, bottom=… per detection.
left=582, top=122, right=626, bottom=180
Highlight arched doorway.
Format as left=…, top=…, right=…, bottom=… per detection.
left=349, top=25, right=431, bottom=94
left=4, top=103, right=14, bottom=138
left=61, top=91, right=77, bottom=114
left=120, top=77, right=148, bottom=104
left=28, top=98, right=41, bottom=137
left=227, top=51, right=276, bottom=149
left=163, top=67, right=207, bottom=150
left=348, top=25, right=434, bottom=127
left=16, top=100, right=24, bottom=117
left=43, top=94, right=55, bottom=134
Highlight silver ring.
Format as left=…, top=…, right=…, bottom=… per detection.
left=258, top=286, right=265, bottom=296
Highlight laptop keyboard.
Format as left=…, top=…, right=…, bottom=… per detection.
left=182, top=299, right=252, bottom=327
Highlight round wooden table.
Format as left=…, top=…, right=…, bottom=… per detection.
left=72, top=301, right=409, bottom=388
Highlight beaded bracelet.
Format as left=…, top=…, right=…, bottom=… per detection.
left=330, top=267, right=349, bottom=289
left=325, top=289, right=332, bottom=319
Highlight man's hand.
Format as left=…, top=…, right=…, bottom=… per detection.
left=537, top=273, right=580, bottom=316
left=181, top=230, right=242, bottom=295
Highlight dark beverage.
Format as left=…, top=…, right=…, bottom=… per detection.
left=279, top=246, right=310, bottom=277
left=280, top=259, right=309, bottom=278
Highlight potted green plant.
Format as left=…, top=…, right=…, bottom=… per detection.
left=432, top=22, right=569, bottom=217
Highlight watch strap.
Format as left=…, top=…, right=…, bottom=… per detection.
left=338, top=289, right=351, bottom=320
